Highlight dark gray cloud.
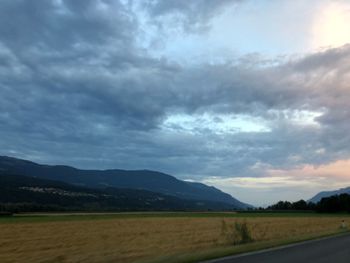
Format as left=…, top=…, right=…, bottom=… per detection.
left=1, top=0, right=350, bottom=186
left=0, top=0, right=135, bottom=49
left=142, top=0, right=241, bottom=32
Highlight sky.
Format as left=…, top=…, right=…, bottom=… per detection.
left=1, top=0, right=350, bottom=206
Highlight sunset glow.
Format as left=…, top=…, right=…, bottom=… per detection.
left=312, top=2, right=350, bottom=49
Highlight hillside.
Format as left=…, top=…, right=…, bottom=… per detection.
left=0, top=156, right=252, bottom=209
left=309, top=187, right=350, bottom=203
left=0, top=173, right=239, bottom=212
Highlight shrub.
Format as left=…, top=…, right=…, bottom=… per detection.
left=221, top=220, right=254, bottom=245
left=234, top=221, right=254, bottom=244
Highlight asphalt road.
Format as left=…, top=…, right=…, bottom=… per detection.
left=205, top=233, right=350, bottom=263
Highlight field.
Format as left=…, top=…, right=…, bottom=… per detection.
left=0, top=212, right=349, bottom=263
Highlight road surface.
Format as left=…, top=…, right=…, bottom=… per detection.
left=205, top=233, right=350, bottom=263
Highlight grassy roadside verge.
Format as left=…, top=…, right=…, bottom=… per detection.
left=143, top=229, right=350, bottom=263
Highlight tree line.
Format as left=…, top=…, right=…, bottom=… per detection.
left=267, top=193, right=350, bottom=213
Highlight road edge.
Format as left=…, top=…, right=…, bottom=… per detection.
left=201, top=231, right=350, bottom=263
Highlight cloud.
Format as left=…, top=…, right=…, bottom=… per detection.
left=141, top=0, right=242, bottom=32
left=203, top=159, right=350, bottom=205
left=202, top=173, right=350, bottom=206
left=268, top=159, right=350, bottom=181
left=1, top=0, right=350, bottom=205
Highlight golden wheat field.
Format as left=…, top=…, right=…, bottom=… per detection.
left=0, top=213, right=349, bottom=263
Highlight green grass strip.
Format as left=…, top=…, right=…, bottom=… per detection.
left=1, top=211, right=350, bottom=224
left=141, top=229, right=350, bottom=263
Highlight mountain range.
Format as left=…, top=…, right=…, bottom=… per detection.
left=0, top=173, right=238, bottom=211
left=309, top=187, right=350, bottom=203
left=0, top=156, right=252, bottom=211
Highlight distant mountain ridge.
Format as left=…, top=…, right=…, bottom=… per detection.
left=309, top=187, right=350, bottom=203
left=0, top=173, right=237, bottom=211
left=0, top=156, right=252, bottom=209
